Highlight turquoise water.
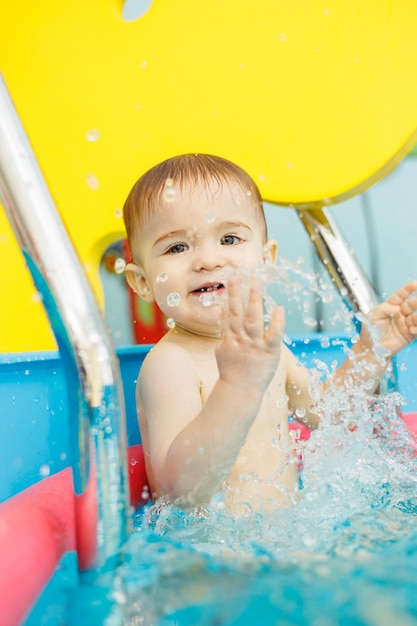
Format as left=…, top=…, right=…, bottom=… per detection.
left=29, top=391, right=417, bottom=625
left=25, top=262, right=417, bottom=624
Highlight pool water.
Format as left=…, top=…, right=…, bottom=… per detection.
left=28, top=390, right=417, bottom=625
left=21, top=260, right=417, bottom=624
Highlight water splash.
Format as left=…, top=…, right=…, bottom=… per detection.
left=105, top=258, right=417, bottom=624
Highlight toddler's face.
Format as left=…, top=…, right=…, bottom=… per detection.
left=134, top=179, right=276, bottom=336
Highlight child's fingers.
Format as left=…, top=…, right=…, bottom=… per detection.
left=224, top=277, right=245, bottom=334
left=386, top=280, right=417, bottom=306
left=244, top=282, right=266, bottom=338
left=405, top=311, right=417, bottom=335
left=266, top=306, right=285, bottom=346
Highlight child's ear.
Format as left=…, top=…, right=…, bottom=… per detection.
left=263, top=239, right=278, bottom=265
left=125, top=263, right=155, bottom=303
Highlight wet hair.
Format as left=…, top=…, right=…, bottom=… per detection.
left=123, top=153, right=268, bottom=263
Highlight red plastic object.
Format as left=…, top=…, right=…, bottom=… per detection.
left=0, top=444, right=149, bottom=626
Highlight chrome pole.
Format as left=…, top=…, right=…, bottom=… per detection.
left=0, top=75, right=129, bottom=575
left=298, top=206, right=396, bottom=392
left=298, top=207, right=379, bottom=315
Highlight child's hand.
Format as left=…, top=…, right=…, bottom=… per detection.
left=216, top=276, right=285, bottom=394
left=363, top=280, right=417, bottom=356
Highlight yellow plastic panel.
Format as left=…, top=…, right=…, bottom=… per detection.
left=1, top=0, right=417, bottom=350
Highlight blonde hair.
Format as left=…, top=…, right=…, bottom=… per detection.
left=123, top=153, right=267, bottom=263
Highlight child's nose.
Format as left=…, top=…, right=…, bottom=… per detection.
left=192, top=244, right=226, bottom=271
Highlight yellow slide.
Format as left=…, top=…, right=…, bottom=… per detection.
left=1, top=0, right=417, bottom=350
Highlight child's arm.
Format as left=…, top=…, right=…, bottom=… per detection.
left=138, top=277, right=285, bottom=506
left=287, top=280, right=417, bottom=429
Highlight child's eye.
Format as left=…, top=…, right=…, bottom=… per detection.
left=167, top=243, right=188, bottom=254
left=221, top=234, right=241, bottom=246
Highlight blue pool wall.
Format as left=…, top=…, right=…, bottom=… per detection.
left=1, top=337, right=417, bottom=504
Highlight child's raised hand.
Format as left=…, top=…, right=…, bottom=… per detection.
left=364, top=280, right=417, bottom=356
left=216, top=276, right=284, bottom=393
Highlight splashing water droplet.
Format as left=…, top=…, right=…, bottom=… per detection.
left=167, top=318, right=176, bottom=329
left=39, top=464, right=50, bottom=478
left=163, top=186, right=176, bottom=203
left=199, top=291, right=218, bottom=307
left=86, top=129, right=100, bottom=142
left=167, top=293, right=181, bottom=307
left=114, top=208, right=122, bottom=218
left=86, top=173, right=99, bottom=189
left=205, top=212, right=215, bottom=223
left=114, top=258, right=126, bottom=274
left=157, top=273, right=168, bottom=283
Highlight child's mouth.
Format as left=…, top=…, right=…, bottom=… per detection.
left=192, top=283, right=224, bottom=307
left=192, top=283, right=224, bottom=294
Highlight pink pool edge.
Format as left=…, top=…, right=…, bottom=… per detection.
left=0, top=443, right=148, bottom=626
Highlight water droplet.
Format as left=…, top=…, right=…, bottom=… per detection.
left=114, top=208, right=123, bottom=218
left=86, top=173, right=99, bottom=189
left=259, top=174, right=266, bottom=182
left=130, top=458, right=138, bottom=466
left=24, top=369, right=30, bottom=376
left=167, top=318, right=176, bottom=329
left=276, top=395, right=289, bottom=408
left=303, top=316, right=318, bottom=328
left=205, top=212, right=215, bottom=223
left=163, top=186, right=176, bottom=203
left=156, top=272, right=168, bottom=283
left=278, top=33, right=287, bottom=42
left=320, top=337, right=330, bottom=349
left=295, top=407, right=306, bottom=418
left=39, top=464, right=50, bottom=478
left=167, top=292, right=181, bottom=307
left=86, top=129, right=100, bottom=142
left=199, top=291, right=218, bottom=307
left=114, top=257, right=126, bottom=274
left=32, top=291, right=43, bottom=303
left=400, top=363, right=408, bottom=371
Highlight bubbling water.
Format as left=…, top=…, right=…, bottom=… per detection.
left=105, top=258, right=417, bottom=624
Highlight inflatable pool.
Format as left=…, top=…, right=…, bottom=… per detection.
left=2, top=340, right=417, bottom=624
left=2, top=1, right=417, bottom=623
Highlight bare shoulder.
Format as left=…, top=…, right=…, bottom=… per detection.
left=137, top=335, right=201, bottom=403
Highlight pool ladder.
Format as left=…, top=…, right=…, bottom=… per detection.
left=0, top=75, right=129, bottom=578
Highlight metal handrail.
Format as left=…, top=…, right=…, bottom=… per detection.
left=0, top=74, right=129, bottom=576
